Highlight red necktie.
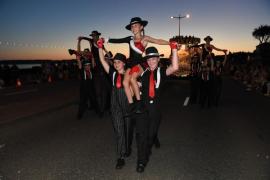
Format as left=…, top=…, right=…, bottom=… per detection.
left=149, top=71, right=155, bottom=98
left=116, top=74, right=122, bottom=88
left=86, top=70, right=90, bottom=79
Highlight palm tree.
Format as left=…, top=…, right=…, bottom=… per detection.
left=252, top=25, right=270, bottom=44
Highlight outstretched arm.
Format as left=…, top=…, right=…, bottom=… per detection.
left=77, top=37, right=82, bottom=52
left=97, top=39, right=110, bottom=74
left=108, top=36, right=131, bottom=44
left=212, top=45, right=227, bottom=53
left=144, top=35, right=170, bottom=45
left=166, top=42, right=179, bottom=76
left=77, top=36, right=92, bottom=49
left=75, top=38, right=83, bottom=69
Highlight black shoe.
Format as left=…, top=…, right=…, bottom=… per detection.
left=115, top=158, right=125, bottom=169
left=135, top=100, right=145, bottom=114
left=154, top=138, right=161, bottom=149
left=136, top=163, right=145, bottom=173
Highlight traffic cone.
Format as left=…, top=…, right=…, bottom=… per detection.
left=48, top=75, right=52, bottom=83
left=16, top=78, right=22, bottom=88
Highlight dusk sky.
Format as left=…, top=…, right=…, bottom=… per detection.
left=0, top=0, right=269, bottom=60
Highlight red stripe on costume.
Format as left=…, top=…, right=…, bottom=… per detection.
left=134, top=42, right=145, bottom=52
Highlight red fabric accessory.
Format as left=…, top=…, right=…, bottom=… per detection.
left=134, top=41, right=145, bottom=52
left=170, top=41, right=178, bottom=49
left=116, top=74, right=122, bottom=88
left=86, top=70, right=91, bottom=79
left=129, top=65, right=141, bottom=75
left=97, top=38, right=104, bottom=48
left=149, top=70, right=155, bottom=98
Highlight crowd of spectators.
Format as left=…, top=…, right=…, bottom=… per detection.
left=1, top=55, right=270, bottom=98
left=0, top=60, right=79, bottom=88
left=228, top=54, right=270, bottom=96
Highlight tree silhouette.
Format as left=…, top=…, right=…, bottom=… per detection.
left=252, top=25, right=270, bottom=44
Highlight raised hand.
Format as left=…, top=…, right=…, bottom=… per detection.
left=97, top=38, right=104, bottom=48
left=170, top=41, right=178, bottom=49
left=78, top=36, right=84, bottom=41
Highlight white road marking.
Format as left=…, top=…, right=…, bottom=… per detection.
left=183, top=97, right=190, bottom=106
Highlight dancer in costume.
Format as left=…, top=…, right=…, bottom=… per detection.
left=135, top=42, right=179, bottom=173
left=108, top=17, right=173, bottom=114
left=97, top=39, right=132, bottom=169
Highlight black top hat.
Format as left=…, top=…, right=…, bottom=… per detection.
left=113, top=53, right=127, bottom=63
left=144, top=47, right=162, bottom=60
left=204, top=36, right=213, bottom=41
left=89, top=30, right=101, bottom=36
left=125, top=17, right=148, bottom=30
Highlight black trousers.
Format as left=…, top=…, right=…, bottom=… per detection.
left=213, top=77, right=223, bottom=106
left=190, top=76, right=200, bottom=104
left=199, top=79, right=214, bottom=108
left=110, top=88, right=131, bottom=158
left=146, top=102, right=161, bottom=153
left=133, top=112, right=149, bottom=165
left=92, top=73, right=110, bottom=115
left=78, top=80, right=96, bottom=116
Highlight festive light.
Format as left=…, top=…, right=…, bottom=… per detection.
left=0, top=40, right=67, bottom=49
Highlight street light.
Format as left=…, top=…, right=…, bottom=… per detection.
left=170, top=14, right=190, bottom=43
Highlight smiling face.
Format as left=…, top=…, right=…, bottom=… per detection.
left=113, top=59, right=125, bottom=72
left=131, top=23, right=143, bottom=36
left=147, top=56, right=159, bottom=71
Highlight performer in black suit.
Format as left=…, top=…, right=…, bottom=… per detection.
left=73, top=44, right=96, bottom=120
left=137, top=42, right=179, bottom=173
left=213, top=51, right=227, bottom=106
left=97, top=39, right=132, bottom=169
left=79, top=31, right=111, bottom=118
left=189, top=45, right=202, bottom=104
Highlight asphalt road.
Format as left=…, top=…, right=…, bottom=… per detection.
left=0, top=78, right=269, bottom=180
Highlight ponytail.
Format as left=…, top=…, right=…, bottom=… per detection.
left=142, top=28, right=145, bottom=37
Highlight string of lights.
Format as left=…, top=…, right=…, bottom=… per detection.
left=0, top=40, right=67, bottom=49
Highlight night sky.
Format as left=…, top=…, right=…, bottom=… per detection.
left=0, top=0, right=269, bottom=60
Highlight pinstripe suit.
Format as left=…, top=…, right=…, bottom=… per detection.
left=109, top=67, right=131, bottom=158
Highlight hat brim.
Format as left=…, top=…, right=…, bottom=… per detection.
left=143, top=54, right=163, bottom=61
left=125, top=21, right=148, bottom=30
left=89, top=33, right=101, bottom=36
left=204, top=37, right=213, bottom=41
left=105, top=56, right=113, bottom=60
